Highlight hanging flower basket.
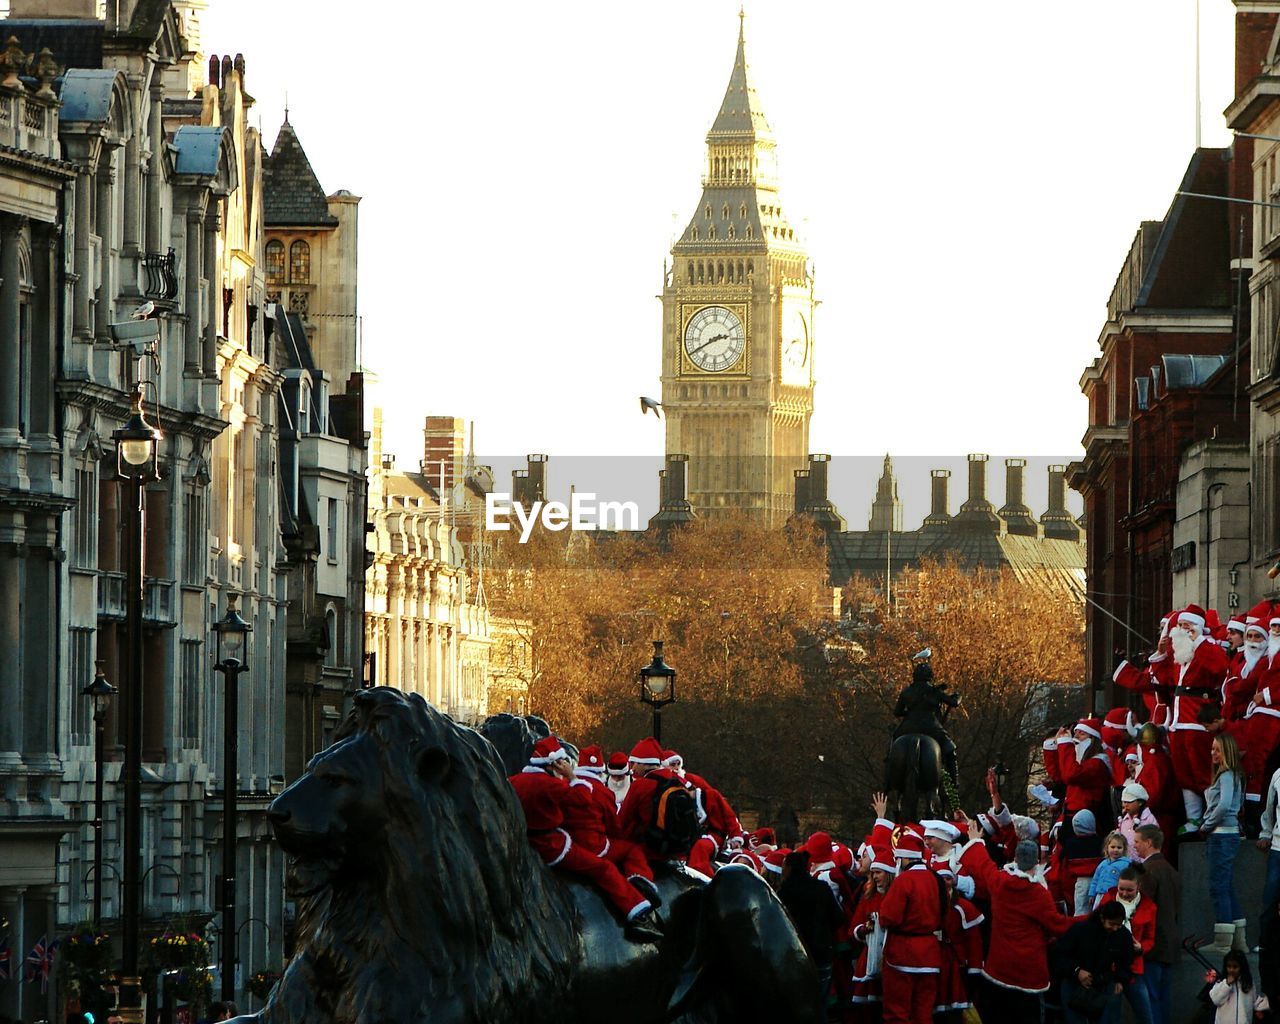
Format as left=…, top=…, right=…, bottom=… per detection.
left=58, top=927, right=114, bottom=990
left=142, top=932, right=213, bottom=1012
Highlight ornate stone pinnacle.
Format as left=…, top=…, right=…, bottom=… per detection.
left=34, top=48, right=58, bottom=101
left=0, top=37, right=26, bottom=92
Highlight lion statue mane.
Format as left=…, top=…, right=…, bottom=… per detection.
left=259, top=687, right=819, bottom=1024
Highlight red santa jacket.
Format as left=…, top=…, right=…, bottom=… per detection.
left=1098, top=889, right=1157, bottom=975
left=1222, top=651, right=1258, bottom=723
left=1132, top=743, right=1179, bottom=817
left=1054, top=738, right=1113, bottom=812
left=561, top=772, right=620, bottom=853
left=878, top=863, right=944, bottom=972
left=850, top=886, right=886, bottom=984
left=681, top=770, right=741, bottom=848
left=1113, top=660, right=1169, bottom=727
left=1163, top=636, right=1228, bottom=731
left=1248, top=653, right=1280, bottom=720
left=959, top=840, right=1075, bottom=993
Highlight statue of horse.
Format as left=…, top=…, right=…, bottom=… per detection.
left=884, top=733, right=945, bottom=822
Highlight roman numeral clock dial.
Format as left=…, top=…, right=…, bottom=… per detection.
left=684, top=306, right=745, bottom=372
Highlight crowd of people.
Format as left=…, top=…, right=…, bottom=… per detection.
left=503, top=600, right=1280, bottom=1023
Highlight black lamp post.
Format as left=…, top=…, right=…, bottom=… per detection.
left=111, top=385, right=160, bottom=1024
left=638, top=640, right=677, bottom=743
left=82, top=662, right=117, bottom=930
left=213, top=593, right=251, bottom=1002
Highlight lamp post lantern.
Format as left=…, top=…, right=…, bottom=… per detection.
left=111, top=385, right=160, bottom=1024
left=82, top=662, right=117, bottom=930
left=213, top=593, right=251, bottom=1002
left=638, top=640, right=677, bottom=743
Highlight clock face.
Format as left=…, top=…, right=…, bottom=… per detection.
left=684, top=306, right=746, bottom=372
left=785, top=311, right=809, bottom=369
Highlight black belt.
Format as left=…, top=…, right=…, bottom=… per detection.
left=1174, top=687, right=1217, bottom=697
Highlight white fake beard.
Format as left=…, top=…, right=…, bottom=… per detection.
left=1270, top=634, right=1280, bottom=658
left=1171, top=628, right=1194, bottom=665
left=1075, top=738, right=1091, bottom=760
left=1245, top=641, right=1267, bottom=672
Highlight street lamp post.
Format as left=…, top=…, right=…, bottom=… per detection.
left=111, top=385, right=161, bottom=1024
left=82, top=663, right=117, bottom=930
left=213, top=594, right=251, bottom=1003
left=638, top=640, right=677, bottom=744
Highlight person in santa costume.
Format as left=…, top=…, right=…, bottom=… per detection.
left=1128, top=722, right=1180, bottom=850
left=1243, top=603, right=1280, bottom=808
left=661, top=749, right=742, bottom=876
left=1158, top=605, right=1229, bottom=831
left=1046, top=717, right=1114, bottom=818
left=1220, top=618, right=1260, bottom=747
left=1102, top=708, right=1139, bottom=788
left=876, top=824, right=943, bottom=1024
left=1113, top=612, right=1179, bottom=729
left=616, top=737, right=704, bottom=871
left=919, top=819, right=976, bottom=899
left=563, top=742, right=656, bottom=885
left=508, top=736, right=663, bottom=941
left=956, top=815, right=1075, bottom=1022
left=932, top=864, right=984, bottom=1024
left=605, top=750, right=632, bottom=811
left=849, top=847, right=896, bottom=1022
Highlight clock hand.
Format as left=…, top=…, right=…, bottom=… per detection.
left=690, top=332, right=731, bottom=355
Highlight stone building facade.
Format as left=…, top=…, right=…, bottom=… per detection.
left=0, top=3, right=366, bottom=1018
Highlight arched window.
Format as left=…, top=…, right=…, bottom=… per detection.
left=265, top=240, right=285, bottom=285
left=687, top=262, right=695, bottom=284
left=691, top=227, right=698, bottom=241
left=325, top=606, right=338, bottom=667
left=721, top=204, right=728, bottom=220
left=746, top=226, right=753, bottom=240
left=737, top=260, right=744, bottom=279
left=727, top=225, right=736, bottom=240
left=289, top=240, right=311, bottom=284
left=708, top=226, right=716, bottom=240
left=705, top=205, right=711, bottom=219
left=697, top=262, right=704, bottom=283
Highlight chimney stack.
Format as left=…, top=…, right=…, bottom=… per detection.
left=792, top=454, right=845, bottom=531
left=512, top=454, right=547, bottom=510
left=1040, top=464, right=1081, bottom=541
left=923, top=469, right=951, bottom=526
left=998, top=458, right=1039, bottom=536
left=648, top=454, right=697, bottom=528
left=955, top=454, right=1001, bottom=532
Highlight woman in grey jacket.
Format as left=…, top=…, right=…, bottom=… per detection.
left=1202, top=733, right=1246, bottom=952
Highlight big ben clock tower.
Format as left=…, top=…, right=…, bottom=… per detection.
left=661, top=13, right=815, bottom=524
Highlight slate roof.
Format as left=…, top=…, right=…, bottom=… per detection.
left=827, top=526, right=1086, bottom=598
left=709, top=17, right=772, bottom=140
left=263, top=118, right=337, bottom=228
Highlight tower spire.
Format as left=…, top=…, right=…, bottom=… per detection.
left=710, top=9, right=772, bottom=140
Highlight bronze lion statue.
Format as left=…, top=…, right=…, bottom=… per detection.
left=258, top=687, right=819, bottom=1024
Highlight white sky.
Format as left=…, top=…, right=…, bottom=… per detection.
left=202, top=1, right=1237, bottom=524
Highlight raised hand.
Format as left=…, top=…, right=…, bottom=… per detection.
left=871, top=791, right=889, bottom=820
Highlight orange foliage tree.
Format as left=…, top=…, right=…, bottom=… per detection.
left=486, top=522, right=1085, bottom=840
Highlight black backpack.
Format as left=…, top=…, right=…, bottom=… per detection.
left=645, top=776, right=701, bottom=857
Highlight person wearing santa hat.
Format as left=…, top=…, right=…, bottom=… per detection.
left=877, top=824, right=943, bottom=1024
left=616, top=737, right=704, bottom=872
left=748, top=827, right=777, bottom=852
left=933, top=864, right=984, bottom=1023
left=920, top=819, right=976, bottom=900
left=1113, top=612, right=1178, bottom=729
left=1243, top=603, right=1280, bottom=810
left=850, top=847, right=896, bottom=1018
left=508, top=736, right=663, bottom=941
left=1128, top=722, right=1179, bottom=849
left=1220, top=619, right=1263, bottom=746
left=604, top=750, right=632, bottom=811
left=1102, top=708, right=1139, bottom=789
left=761, top=847, right=790, bottom=891
left=662, top=749, right=742, bottom=876
left=956, top=816, right=1075, bottom=1022
left=563, top=742, right=657, bottom=888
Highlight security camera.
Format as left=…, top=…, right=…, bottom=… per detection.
left=109, top=317, right=160, bottom=356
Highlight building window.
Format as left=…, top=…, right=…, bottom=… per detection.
left=180, top=639, right=202, bottom=744
left=184, top=489, right=205, bottom=584
left=325, top=607, right=338, bottom=668
left=327, top=497, right=339, bottom=563
left=289, top=240, right=310, bottom=284
left=72, top=463, right=97, bottom=569
left=265, top=240, right=285, bottom=286
left=69, top=627, right=95, bottom=745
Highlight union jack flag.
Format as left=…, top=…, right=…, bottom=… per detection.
left=0, top=937, right=10, bottom=981
left=24, top=936, right=54, bottom=994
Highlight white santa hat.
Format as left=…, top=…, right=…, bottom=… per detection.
left=1247, top=622, right=1268, bottom=639
left=869, top=848, right=898, bottom=875
left=920, top=819, right=962, bottom=843
left=1227, top=619, right=1247, bottom=634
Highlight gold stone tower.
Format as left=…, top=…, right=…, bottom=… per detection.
left=661, top=14, right=815, bottom=524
